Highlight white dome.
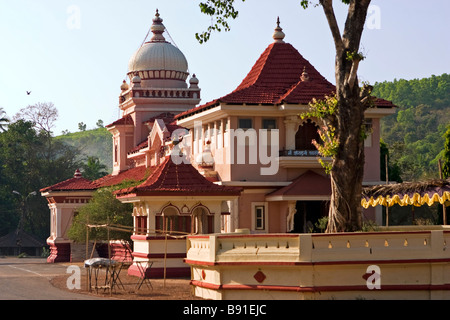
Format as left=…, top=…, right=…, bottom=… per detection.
left=128, top=42, right=188, bottom=79
left=127, top=10, right=189, bottom=82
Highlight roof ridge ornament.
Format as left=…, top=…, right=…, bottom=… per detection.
left=74, top=169, right=82, bottom=179
left=301, top=66, right=309, bottom=81
left=273, top=17, right=285, bottom=43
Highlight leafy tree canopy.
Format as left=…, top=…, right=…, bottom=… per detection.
left=67, top=181, right=141, bottom=243
left=372, top=74, right=450, bottom=181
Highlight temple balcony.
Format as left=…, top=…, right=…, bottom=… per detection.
left=278, top=149, right=331, bottom=168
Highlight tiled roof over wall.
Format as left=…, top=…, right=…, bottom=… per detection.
left=176, top=41, right=396, bottom=120
left=115, top=156, right=241, bottom=197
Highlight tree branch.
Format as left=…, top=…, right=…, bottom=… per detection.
left=342, top=0, right=371, bottom=51
left=320, top=0, right=344, bottom=53
left=346, top=56, right=360, bottom=88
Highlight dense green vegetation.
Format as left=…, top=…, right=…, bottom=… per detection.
left=67, top=187, right=133, bottom=243
left=372, top=73, right=450, bottom=182
left=0, top=120, right=81, bottom=241
left=0, top=109, right=112, bottom=243
left=55, top=127, right=112, bottom=173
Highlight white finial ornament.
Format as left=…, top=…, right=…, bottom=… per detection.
left=273, top=17, right=285, bottom=43
left=120, top=80, right=129, bottom=91
left=301, top=66, right=309, bottom=81
left=189, top=74, right=199, bottom=88
left=74, top=169, right=82, bottom=178
left=150, top=9, right=166, bottom=42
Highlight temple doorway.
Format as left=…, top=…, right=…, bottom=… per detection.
left=292, top=201, right=329, bottom=233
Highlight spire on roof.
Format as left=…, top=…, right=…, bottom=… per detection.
left=273, top=17, right=285, bottom=43
left=301, top=66, right=309, bottom=81
left=150, top=9, right=166, bottom=42
left=74, top=169, right=82, bottom=179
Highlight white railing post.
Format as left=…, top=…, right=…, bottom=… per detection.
left=299, top=234, right=312, bottom=262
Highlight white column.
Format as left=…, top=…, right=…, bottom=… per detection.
left=284, top=116, right=300, bottom=150
left=55, top=206, right=62, bottom=238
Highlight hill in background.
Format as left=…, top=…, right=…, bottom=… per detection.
left=372, top=73, right=450, bottom=182
left=54, top=127, right=112, bottom=174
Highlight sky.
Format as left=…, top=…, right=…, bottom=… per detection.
left=0, top=0, right=449, bottom=135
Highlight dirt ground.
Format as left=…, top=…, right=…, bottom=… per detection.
left=50, top=263, right=203, bottom=300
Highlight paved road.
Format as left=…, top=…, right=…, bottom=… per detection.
left=0, top=257, right=106, bottom=300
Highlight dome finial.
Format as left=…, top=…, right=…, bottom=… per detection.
left=273, top=16, right=285, bottom=43
left=150, top=9, right=166, bottom=42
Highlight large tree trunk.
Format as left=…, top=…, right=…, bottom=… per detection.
left=327, top=96, right=365, bottom=232
left=321, top=0, right=372, bottom=232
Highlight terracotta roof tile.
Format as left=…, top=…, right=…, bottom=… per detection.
left=176, top=41, right=396, bottom=120
left=105, top=114, right=134, bottom=127
left=143, top=112, right=176, bottom=125
left=128, top=139, right=149, bottom=154
left=115, top=156, right=241, bottom=197
left=267, top=170, right=331, bottom=198
left=40, top=175, right=97, bottom=192
left=41, top=166, right=153, bottom=192
left=371, top=97, right=397, bottom=108
left=176, top=42, right=334, bottom=118
left=94, top=166, right=152, bottom=188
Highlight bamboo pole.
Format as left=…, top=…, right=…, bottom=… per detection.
left=86, top=215, right=89, bottom=291
left=163, top=217, right=168, bottom=288
left=385, top=154, right=389, bottom=227
left=164, top=232, right=168, bottom=288
left=438, top=159, right=447, bottom=225
left=86, top=215, right=89, bottom=260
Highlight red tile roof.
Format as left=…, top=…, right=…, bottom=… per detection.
left=105, top=114, right=134, bottom=127
left=143, top=112, right=176, bottom=126
left=371, top=97, right=396, bottom=108
left=94, top=166, right=152, bottom=188
left=267, top=170, right=331, bottom=198
left=40, top=166, right=152, bottom=193
left=128, top=139, right=149, bottom=155
left=176, top=41, right=396, bottom=120
left=115, top=156, right=242, bottom=197
left=40, top=175, right=97, bottom=192
left=176, top=42, right=334, bottom=119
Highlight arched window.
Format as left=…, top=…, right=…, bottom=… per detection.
left=160, top=206, right=178, bottom=233
left=156, top=204, right=191, bottom=234
left=191, top=206, right=214, bottom=234
left=295, top=119, right=320, bottom=151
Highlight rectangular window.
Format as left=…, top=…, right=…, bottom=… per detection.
left=238, top=118, right=253, bottom=129
left=364, top=118, right=373, bottom=147
left=135, top=216, right=147, bottom=235
left=262, top=119, right=277, bottom=130
left=255, top=206, right=265, bottom=230
left=261, top=118, right=278, bottom=146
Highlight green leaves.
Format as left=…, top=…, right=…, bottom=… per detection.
left=346, top=50, right=365, bottom=62
left=442, top=124, right=450, bottom=179
left=68, top=188, right=133, bottom=242
left=301, top=95, right=339, bottom=173
left=81, top=156, right=108, bottom=181
left=196, top=0, right=245, bottom=44
left=373, top=74, right=450, bottom=181
left=0, top=119, right=82, bottom=240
